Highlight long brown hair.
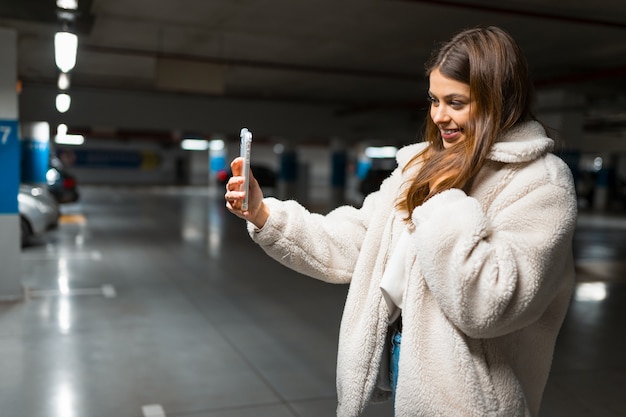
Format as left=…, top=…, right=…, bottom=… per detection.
left=399, top=26, right=534, bottom=217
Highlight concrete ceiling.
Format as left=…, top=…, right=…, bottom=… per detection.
left=2, top=0, right=626, bottom=135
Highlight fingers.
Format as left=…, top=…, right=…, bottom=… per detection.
left=224, top=175, right=247, bottom=214
left=225, top=196, right=240, bottom=212
left=225, top=157, right=260, bottom=218
left=225, top=192, right=245, bottom=214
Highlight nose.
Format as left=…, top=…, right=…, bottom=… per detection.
left=431, top=104, right=449, bottom=125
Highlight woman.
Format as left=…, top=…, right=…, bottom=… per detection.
left=225, top=26, right=577, bottom=417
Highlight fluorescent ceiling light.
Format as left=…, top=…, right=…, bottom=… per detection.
left=57, top=0, right=78, bottom=10
left=55, top=134, right=84, bottom=146
left=181, top=139, right=209, bottom=151
left=58, top=72, right=70, bottom=90
left=365, top=146, right=398, bottom=159
left=55, top=123, right=84, bottom=145
left=575, top=282, right=607, bottom=302
left=57, top=124, right=68, bottom=136
left=56, top=93, right=71, bottom=113
left=209, top=139, right=225, bottom=151
left=55, top=32, right=78, bottom=72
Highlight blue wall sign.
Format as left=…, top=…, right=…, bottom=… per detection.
left=0, top=119, right=20, bottom=214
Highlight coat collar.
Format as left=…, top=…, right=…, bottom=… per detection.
left=396, top=121, right=554, bottom=169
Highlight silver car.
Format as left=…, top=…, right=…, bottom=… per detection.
left=18, top=184, right=60, bottom=246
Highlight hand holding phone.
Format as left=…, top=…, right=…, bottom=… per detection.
left=239, top=128, right=252, bottom=211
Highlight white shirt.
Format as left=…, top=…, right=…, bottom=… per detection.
left=379, top=229, right=410, bottom=323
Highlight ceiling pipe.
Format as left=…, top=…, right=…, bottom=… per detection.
left=394, top=0, right=626, bottom=29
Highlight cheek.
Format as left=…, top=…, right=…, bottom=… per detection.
left=457, top=109, right=471, bottom=126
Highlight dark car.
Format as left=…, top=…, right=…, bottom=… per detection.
left=47, top=157, right=79, bottom=203
left=359, top=168, right=394, bottom=196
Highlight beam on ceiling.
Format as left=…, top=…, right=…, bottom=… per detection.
left=82, top=45, right=422, bottom=82
left=394, top=0, right=626, bottom=29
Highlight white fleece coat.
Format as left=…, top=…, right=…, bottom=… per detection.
left=247, top=121, right=577, bottom=417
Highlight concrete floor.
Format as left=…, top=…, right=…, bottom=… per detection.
left=3, top=185, right=625, bottom=417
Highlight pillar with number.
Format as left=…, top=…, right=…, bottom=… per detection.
left=0, top=27, right=22, bottom=300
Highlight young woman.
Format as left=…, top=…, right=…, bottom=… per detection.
left=225, top=26, right=577, bottom=417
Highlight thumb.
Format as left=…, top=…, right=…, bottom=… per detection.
left=231, top=157, right=244, bottom=176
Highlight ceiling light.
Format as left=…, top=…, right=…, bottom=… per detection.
left=181, top=139, right=209, bottom=151
left=54, top=31, right=78, bottom=72
left=56, top=93, right=71, bottom=113
left=575, top=282, right=607, bottom=302
left=365, top=146, right=398, bottom=159
left=209, top=139, right=225, bottom=151
left=55, top=134, right=84, bottom=146
left=56, top=0, right=78, bottom=10
left=57, top=124, right=68, bottom=136
left=55, top=124, right=84, bottom=145
left=57, top=72, right=70, bottom=90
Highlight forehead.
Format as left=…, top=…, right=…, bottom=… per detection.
left=428, top=68, right=470, bottom=97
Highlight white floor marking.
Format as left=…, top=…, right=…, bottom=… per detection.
left=141, top=404, right=167, bottom=417
left=101, top=284, right=117, bottom=298
left=28, top=284, right=117, bottom=298
left=21, top=250, right=103, bottom=261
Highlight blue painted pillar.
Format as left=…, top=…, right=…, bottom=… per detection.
left=0, top=119, right=20, bottom=213
left=0, top=27, right=22, bottom=300
left=278, top=146, right=299, bottom=200
left=330, top=144, right=347, bottom=207
left=20, top=122, right=50, bottom=185
left=208, top=139, right=226, bottom=186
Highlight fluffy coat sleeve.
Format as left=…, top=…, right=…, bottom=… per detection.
left=247, top=190, right=382, bottom=284
left=409, top=155, right=577, bottom=339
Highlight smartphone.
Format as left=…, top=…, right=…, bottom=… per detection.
left=239, top=128, right=252, bottom=210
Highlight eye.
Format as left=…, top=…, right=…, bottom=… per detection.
left=427, top=95, right=439, bottom=106
left=449, top=100, right=465, bottom=109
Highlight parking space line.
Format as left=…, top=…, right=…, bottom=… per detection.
left=28, top=284, right=117, bottom=298
left=101, top=284, right=117, bottom=298
left=21, top=250, right=103, bottom=261
left=141, top=404, right=167, bottom=417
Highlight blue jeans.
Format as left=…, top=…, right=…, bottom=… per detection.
left=390, top=329, right=402, bottom=396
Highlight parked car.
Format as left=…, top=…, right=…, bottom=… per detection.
left=47, top=157, right=79, bottom=203
left=359, top=168, right=395, bottom=196
left=18, top=184, right=60, bottom=246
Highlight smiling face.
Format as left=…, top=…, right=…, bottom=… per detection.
left=428, top=68, right=473, bottom=149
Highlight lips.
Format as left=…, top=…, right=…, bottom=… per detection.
left=440, top=129, right=461, bottom=141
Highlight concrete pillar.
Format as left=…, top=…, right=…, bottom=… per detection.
left=188, top=149, right=209, bottom=185
left=0, top=27, right=22, bottom=300
left=592, top=153, right=619, bottom=212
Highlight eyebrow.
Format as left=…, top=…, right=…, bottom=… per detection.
left=428, top=92, right=469, bottom=100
